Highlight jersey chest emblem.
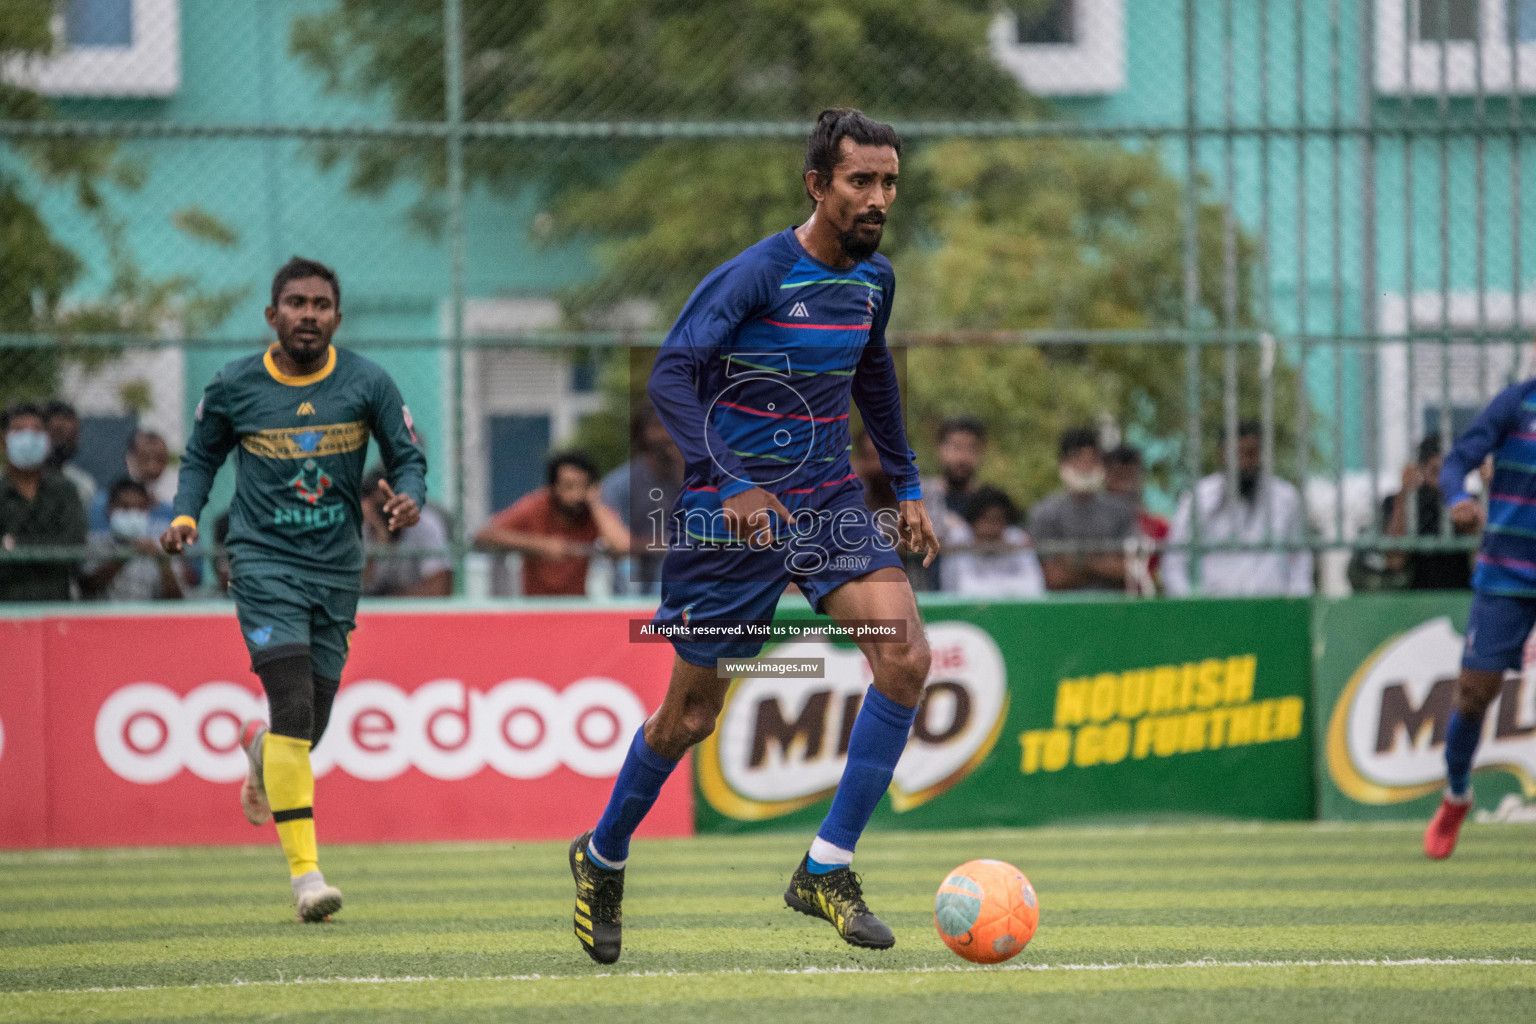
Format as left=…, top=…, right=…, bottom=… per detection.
left=297, top=402, right=316, bottom=416
left=289, top=459, right=333, bottom=505
left=789, top=301, right=810, bottom=318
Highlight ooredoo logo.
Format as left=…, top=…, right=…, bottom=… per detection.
left=1327, top=616, right=1536, bottom=803
left=94, top=678, right=647, bottom=785
left=697, top=621, right=1009, bottom=820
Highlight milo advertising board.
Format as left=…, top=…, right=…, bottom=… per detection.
left=694, top=598, right=1315, bottom=834
left=1313, top=594, right=1536, bottom=822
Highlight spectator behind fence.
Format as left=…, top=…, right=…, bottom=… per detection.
left=82, top=478, right=183, bottom=601
left=1164, top=421, right=1313, bottom=596
left=89, top=429, right=175, bottom=534
left=1028, top=427, right=1137, bottom=591
left=922, top=417, right=986, bottom=544
left=1381, top=436, right=1474, bottom=590
left=601, top=404, right=683, bottom=591
left=1105, top=444, right=1169, bottom=592
left=1, top=402, right=87, bottom=601
left=475, top=451, right=632, bottom=596
left=43, top=400, right=96, bottom=506
left=940, top=485, right=1044, bottom=599
left=360, top=466, right=453, bottom=597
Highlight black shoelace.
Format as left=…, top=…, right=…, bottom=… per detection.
left=589, top=869, right=624, bottom=923
left=821, top=868, right=871, bottom=915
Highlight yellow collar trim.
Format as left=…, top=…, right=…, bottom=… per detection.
left=264, top=344, right=337, bottom=386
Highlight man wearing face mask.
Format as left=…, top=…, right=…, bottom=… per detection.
left=1027, top=427, right=1138, bottom=591
left=1163, top=421, right=1313, bottom=597
left=44, top=400, right=96, bottom=506
left=0, top=402, right=87, bottom=602
left=82, top=479, right=183, bottom=601
left=89, top=430, right=176, bottom=535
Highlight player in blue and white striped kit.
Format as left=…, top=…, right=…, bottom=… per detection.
left=568, top=109, right=940, bottom=963
left=1425, top=377, right=1536, bottom=858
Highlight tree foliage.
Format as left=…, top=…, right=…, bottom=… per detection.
left=1, top=1, right=244, bottom=403
left=293, top=0, right=1296, bottom=503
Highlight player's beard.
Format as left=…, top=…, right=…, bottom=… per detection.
left=279, top=326, right=331, bottom=369
left=838, top=215, right=885, bottom=262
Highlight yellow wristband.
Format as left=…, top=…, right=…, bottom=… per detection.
left=171, top=515, right=198, bottom=531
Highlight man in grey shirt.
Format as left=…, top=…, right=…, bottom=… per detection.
left=1027, top=427, right=1137, bottom=592
left=360, top=467, right=452, bottom=597
left=600, top=405, right=682, bottom=593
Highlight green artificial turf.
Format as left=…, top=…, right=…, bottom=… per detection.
left=1, top=822, right=1533, bottom=1022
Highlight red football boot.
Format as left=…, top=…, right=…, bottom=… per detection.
left=1424, top=791, right=1472, bottom=860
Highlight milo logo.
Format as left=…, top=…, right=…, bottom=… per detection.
left=697, top=621, right=1009, bottom=820
left=1327, top=616, right=1536, bottom=803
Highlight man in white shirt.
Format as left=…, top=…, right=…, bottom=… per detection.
left=1164, top=421, right=1312, bottom=597
left=939, top=485, right=1044, bottom=599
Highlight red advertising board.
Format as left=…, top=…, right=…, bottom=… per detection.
left=3, top=607, right=687, bottom=849
left=0, top=618, right=47, bottom=847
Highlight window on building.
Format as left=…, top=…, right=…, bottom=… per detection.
left=990, top=0, right=1123, bottom=95
left=1514, top=0, right=1536, bottom=41
left=1013, top=0, right=1075, bottom=45
left=64, top=0, right=134, bottom=47
left=1378, top=0, right=1536, bottom=94
left=2, top=0, right=178, bottom=96
left=1415, top=0, right=1479, bottom=41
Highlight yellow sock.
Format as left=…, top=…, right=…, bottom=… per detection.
left=263, top=732, right=319, bottom=878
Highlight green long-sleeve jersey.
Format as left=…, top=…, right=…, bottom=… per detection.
left=172, top=344, right=429, bottom=588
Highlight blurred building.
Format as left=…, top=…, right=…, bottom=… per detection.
left=12, top=0, right=1536, bottom=540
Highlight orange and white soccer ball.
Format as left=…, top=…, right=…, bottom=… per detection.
left=933, top=858, right=1039, bottom=964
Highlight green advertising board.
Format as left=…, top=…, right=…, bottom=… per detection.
left=693, top=597, right=1315, bottom=834
left=1312, top=593, right=1536, bottom=822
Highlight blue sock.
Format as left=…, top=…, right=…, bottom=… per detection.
left=812, top=686, right=917, bottom=866
left=589, top=727, right=679, bottom=868
left=1444, top=709, right=1482, bottom=798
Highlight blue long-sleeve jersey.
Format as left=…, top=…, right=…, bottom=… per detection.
left=647, top=227, right=920, bottom=543
left=1439, top=377, right=1536, bottom=595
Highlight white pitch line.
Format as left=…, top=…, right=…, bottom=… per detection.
left=8, top=957, right=1536, bottom=998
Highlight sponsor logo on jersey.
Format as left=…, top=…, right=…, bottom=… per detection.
left=288, top=459, right=333, bottom=504
left=297, top=402, right=316, bottom=416
left=696, top=621, right=1008, bottom=819
left=1327, top=616, right=1536, bottom=803
left=403, top=404, right=418, bottom=444
left=273, top=502, right=347, bottom=532
left=194, top=398, right=204, bottom=422
left=241, top=421, right=368, bottom=460
left=246, top=626, right=273, bottom=646
left=789, top=301, right=810, bottom=318
left=93, top=677, right=646, bottom=784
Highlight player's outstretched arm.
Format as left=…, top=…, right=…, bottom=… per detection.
left=1440, top=383, right=1524, bottom=520
left=370, top=374, right=429, bottom=514
left=850, top=274, right=924, bottom=509
left=165, top=374, right=238, bottom=553
left=646, top=257, right=775, bottom=500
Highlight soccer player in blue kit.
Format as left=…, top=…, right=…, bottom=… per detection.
left=1425, top=377, right=1536, bottom=858
left=569, top=109, right=940, bottom=963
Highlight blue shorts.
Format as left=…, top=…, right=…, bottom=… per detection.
left=653, top=499, right=904, bottom=667
left=1461, top=591, right=1536, bottom=672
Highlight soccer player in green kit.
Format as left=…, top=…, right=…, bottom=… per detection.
left=161, top=257, right=427, bottom=922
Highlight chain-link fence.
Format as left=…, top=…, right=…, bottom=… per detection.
left=2, top=0, right=1535, bottom=602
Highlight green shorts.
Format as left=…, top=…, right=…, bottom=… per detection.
left=230, top=571, right=359, bottom=681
